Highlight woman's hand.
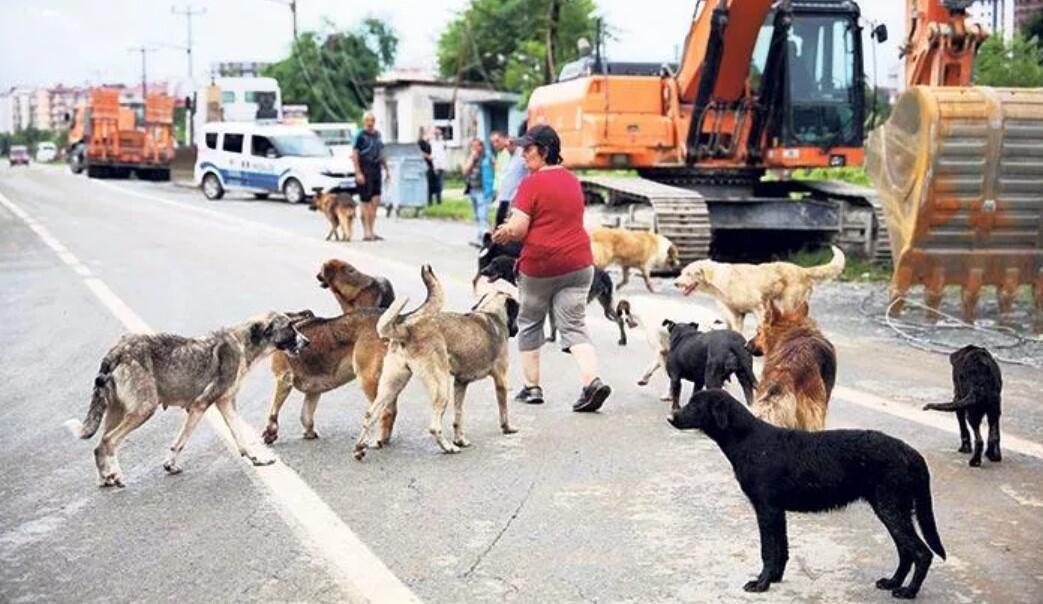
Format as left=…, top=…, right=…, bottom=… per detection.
left=491, top=224, right=511, bottom=245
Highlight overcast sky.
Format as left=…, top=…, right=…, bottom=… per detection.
left=0, top=0, right=908, bottom=92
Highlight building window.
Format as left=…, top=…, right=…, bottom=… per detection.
left=432, top=100, right=456, bottom=144
left=385, top=100, right=399, bottom=142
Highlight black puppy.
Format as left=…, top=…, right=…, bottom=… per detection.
left=669, top=390, right=946, bottom=599
left=923, top=345, right=1002, bottom=467
left=477, top=252, right=627, bottom=346
left=664, top=320, right=756, bottom=409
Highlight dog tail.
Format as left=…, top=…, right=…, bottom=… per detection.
left=412, top=265, right=444, bottom=320
left=67, top=355, right=119, bottom=439
left=728, top=339, right=758, bottom=399
left=804, top=246, right=845, bottom=281
left=914, top=460, right=947, bottom=560
left=376, top=296, right=411, bottom=341
left=922, top=393, right=974, bottom=412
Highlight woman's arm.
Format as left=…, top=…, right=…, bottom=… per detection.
left=492, top=210, right=530, bottom=244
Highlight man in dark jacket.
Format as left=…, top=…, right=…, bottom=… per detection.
left=352, top=111, right=390, bottom=241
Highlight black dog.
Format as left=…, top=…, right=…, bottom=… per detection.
left=477, top=248, right=627, bottom=346
left=664, top=321, right=756, bottom=409
left=923, top=345, right=1002, bottom=467
left=669, top=390, right=946, bottom=599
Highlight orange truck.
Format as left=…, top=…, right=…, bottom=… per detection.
left=67, top=88, right=175, bottom=180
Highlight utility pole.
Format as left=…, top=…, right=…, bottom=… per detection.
left=261, top=0, right=298, bottom=40
left=171, top=4, right=206, bottom=79
left=128, top=46, right=158, bottom=100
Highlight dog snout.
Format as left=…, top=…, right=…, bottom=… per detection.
left=316, top=273, right=329, bottom=288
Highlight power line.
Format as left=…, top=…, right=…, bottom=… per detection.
left=171, top=5, right=207, bottom=79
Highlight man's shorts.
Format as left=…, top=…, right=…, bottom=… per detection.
left=517, top=266, right=594, bottom=352
left=358, top=165, right=382, bottom=202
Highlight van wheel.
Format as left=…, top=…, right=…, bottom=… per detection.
left=283, top=178, right=305, bottom=204
left=254, top=193, right=270, bottom=200
left=202, top=173, right=224, bottom=200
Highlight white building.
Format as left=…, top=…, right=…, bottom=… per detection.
left=371, top=71, right=524, bottom=169
left=0, top=87, right=33, bottom=133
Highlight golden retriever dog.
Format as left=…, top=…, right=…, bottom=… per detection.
left=310, top=190, right=356, bottom=241
left=673, top=246, right=845, bottom=332
left=745, top=300, right=836, bottom=431
left=590, top=227, right=680, bottom=292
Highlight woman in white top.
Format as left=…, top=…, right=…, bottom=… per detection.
left=428, top=127, right=449, bottom=205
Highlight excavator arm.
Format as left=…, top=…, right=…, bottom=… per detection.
left=902, top=0, right=986, bottom=86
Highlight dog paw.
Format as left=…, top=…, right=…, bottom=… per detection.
left=163, top=461, right=183, bottom=475
left=742, top=579, right=770, bottom=593
left=501, top=425, right=518, bottom=435
left=353, top=445, right=368, bottom=461
left=261, top=427, right=279, bottom=445
left=891, top=586, right=919, bottom=599
left=617, top=339, right=626, bottom=346
left=303, top=430, right=319, bottom=440
left=637, top=379, right=648, bottom=387
left=659, top=394, right=672, bottom=402
left=443, top=444, right=461, bottom=454
left=986, top=451, right=1002, bottom=462
left=958, top=442, right=971, bottom=453
left=969, top=457, right=983, bottom=467
left=453, top=438, right=472, bottom=448
left=100, top=473, right=125, bottom=488
left=876, top=578, right=900, bottom=590
left=249, top=455, right=276, bottom=467
left=375, top=437, right=391, bottom=448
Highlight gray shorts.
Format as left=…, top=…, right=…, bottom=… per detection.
left=518, top=266, right=594, bottom=352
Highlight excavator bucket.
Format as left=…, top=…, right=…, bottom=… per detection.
left=866, top=86, right=1043, bottom=327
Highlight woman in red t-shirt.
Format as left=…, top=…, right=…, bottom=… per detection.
left=492, top=125, right=611, bottom=413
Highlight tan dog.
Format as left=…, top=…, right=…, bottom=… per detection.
left=590, top=227, right=680, bottom=292
left=310, top=191, right=356, bottom=241
left=674, top=246, right=845, bottom=332
left=745, top=300, right=836, bottom=431
left=353, top=266, right=519, bottom=460
left=264, top=262, right=398, bottom=446
left=317, top=258, right=395, bottom=313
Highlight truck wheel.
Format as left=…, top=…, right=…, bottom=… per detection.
left=69, top=145, right=86, bottom=174
left=86, top=165, right=106, bottom=179
left=202, top=173, right=224, bottom=200
left=283, top=178, right=305, bottom=204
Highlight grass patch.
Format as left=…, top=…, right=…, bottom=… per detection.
left=417, top=196, right=473, bottom=221
left=788, top=246, right=892, bottom=282
left=788, top=166, right=871, bottom=187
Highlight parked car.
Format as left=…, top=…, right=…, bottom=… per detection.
left=194, top=122, right=355, bottom=203
left=309, top=122, right=356, bottom=162
left=35, top=141, right=57, bottom=163
left=9, top=145, right=30, bottom=166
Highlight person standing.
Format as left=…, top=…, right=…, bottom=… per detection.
left=494, top=135, right=526, bottom=226
left=352, top=111, right=390, bottom=241
left=462, top=137, right=494, bottom=247
left=429, top=127, right=448, bottom=205
left=417, top=127, right=437, bottom=207
left=490, top=130, right=510, bottom=199
left=492, top=124, right=611, bottom=412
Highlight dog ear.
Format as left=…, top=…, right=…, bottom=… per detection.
left=663, top=319, right=676, bottom=331
left=796, top=300, right=810, bottom=318
left=711, top=396, right=729, bottom=431
left=506, top=299, right=520, bottom=337
left=250, top=320, right=270, bottom=345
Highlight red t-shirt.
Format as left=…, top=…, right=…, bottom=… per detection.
left=512, top=167, right=593, bottom=277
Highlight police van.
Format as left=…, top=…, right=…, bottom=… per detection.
left=194, top=122, right=355, bottom=204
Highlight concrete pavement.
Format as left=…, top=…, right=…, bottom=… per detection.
left=2, top=163, right=1042, bottom=603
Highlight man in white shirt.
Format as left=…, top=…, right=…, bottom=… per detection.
left=429, top=127, right=449, bottom=205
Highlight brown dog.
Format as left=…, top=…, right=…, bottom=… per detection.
left=310, top=191, right=356, bottom=241
left=262, top=262, right=398, bottom=446
left=590, top=227, right=680, bottom=292
left=745, top=301, right=836, bottom=431
left=317, top=258, right=395, bottom=313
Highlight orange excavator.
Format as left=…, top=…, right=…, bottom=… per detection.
left=527, top=0, right=1043, bottom=322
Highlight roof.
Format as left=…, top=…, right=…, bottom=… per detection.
left=374, top=72, right=519, bottom=99
left=199, top=121, right=318, bottom=136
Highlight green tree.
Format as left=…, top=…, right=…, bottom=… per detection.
left=973, top=33, right=1043, bottom=87
left=263, top=17, right=398, bottom=123
left=436, top=0, right=599, bottom=104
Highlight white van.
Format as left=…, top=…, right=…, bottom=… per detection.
left=192, top=77, right=283, bottom=144
left=309, top=122, right=357, bottom=162
left=194, top=122, right=355, bottom=204
left=35, top=141, right=57, bottom=163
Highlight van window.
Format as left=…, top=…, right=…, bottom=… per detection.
left=221, top=91, right=236, bottom=103
left=205, top=132, right=218, bottom=149
left=244, top=91, right=256, bottom=103
left=251, top=135, right=276, bottom=157
left=222, top=133, right=244, bottom=153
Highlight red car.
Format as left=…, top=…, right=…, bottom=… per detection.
left=9, top=145, right=29, bottom=166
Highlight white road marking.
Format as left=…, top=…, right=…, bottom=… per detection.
left=0, top=190, right=421, bottom=604
left=1000, top=484, right=1043, bottom=508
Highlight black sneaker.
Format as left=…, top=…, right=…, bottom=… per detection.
left=573, top=378, right=611, bottom=413
left=515, top=385, right=544, bottom=405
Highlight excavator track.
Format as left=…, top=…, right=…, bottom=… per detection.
left=581, top=176, right=712, bottom=264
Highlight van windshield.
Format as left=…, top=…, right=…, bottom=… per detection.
left=272, top=135, right=330, bottom=157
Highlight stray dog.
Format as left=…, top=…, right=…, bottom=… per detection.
left=746, top=300, right=835, bottom=431
left=310, top=189, right=356, bottom=241
left=317, top=258, right=395, bottom=312
left=353, top=266, right=519, bottom=459
left=669, top=390, right=946, bottom=599
left=616, top=298, right=725, bottom=398
left=477, top=231, right=522, bottom=274
left=923, top=345, right=1002, bottom=467
left=590, top=227, right=680, bottom=292
left=478, top=254, right=627, bottom=345
left=67, top=312, right=311, bottom=487
left=674, top=246, right=845, bottom=331
left=264, top=262, right=399, bottom=445
left=663, top=321, right=757, bottom=409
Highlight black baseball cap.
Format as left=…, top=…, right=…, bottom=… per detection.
left=517, top=124, right=562, bottom=164
left=517, top=124, right=560, bottom=152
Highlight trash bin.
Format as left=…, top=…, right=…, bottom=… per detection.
left=383, top=143, right=429, bottom=217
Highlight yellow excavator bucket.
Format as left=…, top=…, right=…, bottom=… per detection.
left=866, top=86, right=1043, bottom=326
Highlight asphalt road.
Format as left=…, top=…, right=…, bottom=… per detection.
left=2, top=163, right=1042, bottom=604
